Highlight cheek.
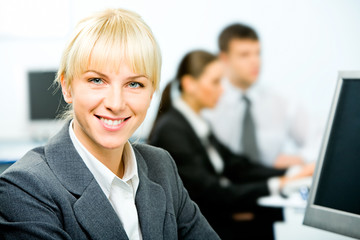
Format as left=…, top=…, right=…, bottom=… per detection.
left=72, top=91, right=102, bottom=112
left=235, top=59, right=247, bottom=72
left=199, top=85, right=219, bottom=106
left=125, top=91, right=152, bottom=116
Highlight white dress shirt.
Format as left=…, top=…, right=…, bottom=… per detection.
left=173, top=97, right=281, bottom=195
left=69, top=121, right=142, bottom=240
left=203, top=79, right=322, bottom=167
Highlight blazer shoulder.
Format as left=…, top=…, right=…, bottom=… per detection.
left=1, top=146, right=47, bottom=176
left=133, top=143, right=172, bottom=165
left=0, top=146, right=60, bottom=210
left=0, top=146, right=60, bottom=193
left=132, top=143, right=178, bottom=179
left=150, top=108, right=193, bottom=143
left=156, top=108, right=189, bottom=130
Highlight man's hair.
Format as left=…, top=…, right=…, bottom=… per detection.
left=218, top=23, right=259, bottom=52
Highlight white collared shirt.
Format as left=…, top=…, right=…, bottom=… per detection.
left=69, top=121, right=142, bottom=240
left=203, top=79, right=322, bottom=167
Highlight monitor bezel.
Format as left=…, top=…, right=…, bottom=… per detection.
left=303, top=71, right=360, bottom=239
left=26, top=69, right=66, bottom=141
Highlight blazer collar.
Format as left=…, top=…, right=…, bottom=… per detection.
left=169, top=107, right=220, bottom=174
left=44, top=121, right=167, bottom=239
left=170, top=107, right=210, bottom=149
left=44, top=121, right=128, bottom=239
left=133, top=146, right=167, bottom=239
left=44, top=121, right=93, bottom=196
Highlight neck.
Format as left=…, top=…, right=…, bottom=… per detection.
left=228, top=75, right=253, bottom=91
left=181, top=94, right=202, bottom=114
left=94, top=146, right=125, bottom=178
left=73, top=123, right=125, bottom=178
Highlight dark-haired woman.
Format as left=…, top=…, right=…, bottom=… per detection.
left=148, top=50, right=314, bottom=240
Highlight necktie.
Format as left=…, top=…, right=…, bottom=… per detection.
left=242, top=95, right=260, bottom=162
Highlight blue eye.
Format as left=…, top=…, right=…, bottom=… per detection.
left=128, top=82, right=144, bottom=88
left=90, top=78, right=104, bottom=85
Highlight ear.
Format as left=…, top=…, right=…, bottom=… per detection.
left=60, top=75, right=73, bottom=104
left=181, top=75, right=197, bottom=94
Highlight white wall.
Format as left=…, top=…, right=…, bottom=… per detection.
left=1, top=0, right=360, bottom=140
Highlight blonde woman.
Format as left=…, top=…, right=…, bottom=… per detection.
left=0, top=9, right=219, bottom=240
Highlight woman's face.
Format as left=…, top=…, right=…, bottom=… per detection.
left=194, top=60, right=224, bottom=109
left=62, top=63, right=153, bottom=152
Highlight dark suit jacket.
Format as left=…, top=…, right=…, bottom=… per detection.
left=148, top=107, right=286, bottom=220
left=0, top=122, right=220, bottom=240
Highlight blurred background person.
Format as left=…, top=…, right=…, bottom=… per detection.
left=148, top=50, right=314, bottom=240
left=203, top=23, right=322, bottom=169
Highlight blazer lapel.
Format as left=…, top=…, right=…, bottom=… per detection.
left=134, top=148, right=167, bottom=240
left=73, top=178, right=128, bottom=240
left=44, top=121, right=128, bottom=239
left=171, top=108, right=218, bottom=174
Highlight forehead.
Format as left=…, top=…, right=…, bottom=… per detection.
left=86, top=41, right=135, bottom=73
left=86, top=60, right=136, bottom=77
left=228, top=39, right=260, bottom=53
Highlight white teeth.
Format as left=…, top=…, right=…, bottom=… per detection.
left=100, top=117, right=124, bottom=126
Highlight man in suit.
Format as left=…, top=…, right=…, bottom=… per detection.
left=203, top=23, right=321, bottom=169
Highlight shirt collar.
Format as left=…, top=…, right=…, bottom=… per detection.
left=68, top=120, right=139, bottom=199
left=173, top=97, right=211, bottom=141
left=223, top=78, right=260, bottom=103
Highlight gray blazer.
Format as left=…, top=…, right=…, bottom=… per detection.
left=0, top=122, right=220, bottom=240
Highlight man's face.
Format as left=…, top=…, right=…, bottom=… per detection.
left=222, top=39, right=261, bottom=89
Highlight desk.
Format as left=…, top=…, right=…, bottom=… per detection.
left=258, top=194, right=355, bottom=240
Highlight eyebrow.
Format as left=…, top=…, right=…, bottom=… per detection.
left=85, top=70, right=147, bottom=80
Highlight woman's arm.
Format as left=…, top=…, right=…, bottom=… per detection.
left=150, top=124, right=270, bottom=212
left=0, top=168, right=72, bottom=240
left=212, top=135, right=286, bottom=182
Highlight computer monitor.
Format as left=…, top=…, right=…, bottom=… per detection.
left=303, top=71, right=360, bottom=239
left=27, top=70, right=67, bottom=141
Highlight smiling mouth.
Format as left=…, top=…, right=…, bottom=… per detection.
left=95, top=115, right=131, bottom=127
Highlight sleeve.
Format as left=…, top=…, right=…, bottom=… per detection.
left=287, top=101, right=323, bottom=163
left=0, top=169, right=72, bottom=240
left=165, top=151, right=221, bottom=240
left=212, top=135, right=286, bottom=183
left=267, top=177, right=281, bottom=195
left=150, top=123, right=270, bottom=212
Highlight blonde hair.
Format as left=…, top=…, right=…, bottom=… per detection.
left=55, top=8, right=161, bottom=118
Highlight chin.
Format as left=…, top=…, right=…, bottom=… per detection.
left=98, top=136, right=128, bottom=150
left=206, top=103, right=217, bottom=109
left=250, top=75, right=259, bottom=82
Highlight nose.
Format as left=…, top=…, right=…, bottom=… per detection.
left=104, top=86, right=126, bottom=113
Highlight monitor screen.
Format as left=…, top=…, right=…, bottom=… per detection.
left=303, top=71, right=360, bottom=239
left=27, top=70, right=67, bottom=141
left=28, top=71, right=67, bottom=120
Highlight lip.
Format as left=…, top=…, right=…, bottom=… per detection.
left=95, top=114, right=128, bottom=121
left=95, top=114, right=131, bottom=132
